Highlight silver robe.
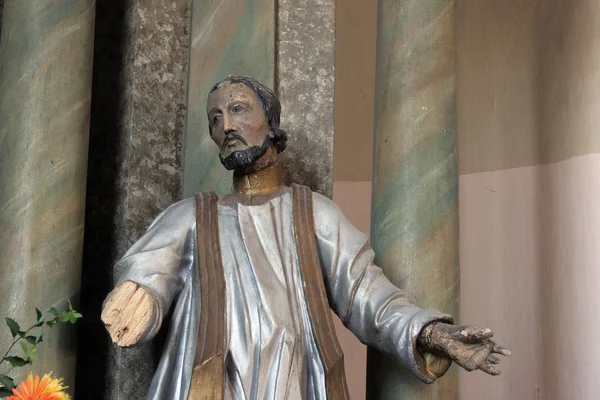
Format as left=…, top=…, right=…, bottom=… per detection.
left=112, top=187, right=453, bottom=400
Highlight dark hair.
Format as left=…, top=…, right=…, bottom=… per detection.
left=208, top=75, right=288, bottom=153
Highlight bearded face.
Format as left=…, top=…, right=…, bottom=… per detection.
left=207, top=82, right=272, bottom=171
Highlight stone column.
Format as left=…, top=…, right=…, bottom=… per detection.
left=75, top=0, right=189, bottom=398
left=277, top=0, right=336, bottom=197
left=367, top=1, right=459, bottom=399
left=0, top=0, right=95, bottom=390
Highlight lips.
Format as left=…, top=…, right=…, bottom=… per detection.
left=222, top=134, right=248, bottom=150
left=224, top=138, right=238, bottom=146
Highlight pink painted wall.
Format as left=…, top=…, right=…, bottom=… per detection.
left=460, top=155, right=600, bottom=399
left=459, top=167, right=543, bottom=398
left=458, top=0, right=600, bottom=398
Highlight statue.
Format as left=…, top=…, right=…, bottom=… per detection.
left=101, top=76, right=510, bottom=399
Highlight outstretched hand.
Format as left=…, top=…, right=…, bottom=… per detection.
left=418, top=323, right=511, bottom=376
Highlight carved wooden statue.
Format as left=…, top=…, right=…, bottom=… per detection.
left=101, top=76, right=510, bottom=399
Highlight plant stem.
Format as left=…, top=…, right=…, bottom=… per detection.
left=0, top=323, right=39, bottom=371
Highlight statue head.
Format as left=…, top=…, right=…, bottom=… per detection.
left=207, top=76, right=287, bottom=171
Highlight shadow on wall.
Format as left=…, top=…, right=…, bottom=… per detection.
left=74, top=0, right=129, bottom=397
left=0, top=0, right=4, bottom=38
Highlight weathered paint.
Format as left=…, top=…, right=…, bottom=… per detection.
left=0, top=0, right=95, bottom=389
left=183, top=0, right=275, bottom=197
left=367, top=1, right=459, bottom=399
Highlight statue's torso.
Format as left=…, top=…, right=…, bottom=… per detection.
left=216, top=189, right=323, bottom=399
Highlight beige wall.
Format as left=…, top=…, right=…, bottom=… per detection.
left=458, top=0, right=600, bottom=399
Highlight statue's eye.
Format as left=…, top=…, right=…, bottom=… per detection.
left=212, top=115, right=222, bottom=125
left=231, top=104, right=245, bottom=114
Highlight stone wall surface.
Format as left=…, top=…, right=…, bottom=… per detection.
left=277, top=0, right=336, bottom=197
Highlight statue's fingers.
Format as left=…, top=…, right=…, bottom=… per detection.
left=487, top=355, right=501, bottom=364
left=492, top=345, right=512, bottom=357
left=457, top=326, right=494, bottom=342
left=479, top=362, right=501, bottom=376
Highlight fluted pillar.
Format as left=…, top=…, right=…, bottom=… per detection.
left=0, top=0, right=95, bottom=389
left=367, top=1, right=459, bottom=399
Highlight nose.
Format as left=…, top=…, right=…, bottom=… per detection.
left=223, top=114, right=236, bottom=134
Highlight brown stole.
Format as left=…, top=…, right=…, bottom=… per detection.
left=188, top=192, right=225, bottom=399
left=189, top=185, right=349, bottom=399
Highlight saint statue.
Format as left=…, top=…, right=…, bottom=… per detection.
left=101, top=76, right=510, bottom=400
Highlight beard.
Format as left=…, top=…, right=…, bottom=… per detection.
left=219, top=136, right=270, bottom=171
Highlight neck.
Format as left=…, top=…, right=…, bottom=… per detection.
left=232, top=147, right=284, bottom=196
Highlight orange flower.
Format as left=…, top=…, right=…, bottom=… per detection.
left=8, top=373, right=69, bottom=400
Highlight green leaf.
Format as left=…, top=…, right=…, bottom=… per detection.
left=28, top=354, right=38, bottom=362
left=29, top=346, right=36, bottom=354
left=3, top=356, right=29, bottom=367
left=59, top=312, right=69, bottom=323
left=35, top=333, right=43, bottom=344
left=48, top=307, right=59, bottom=317
left=5, top=318, right=20, bottom=338
left=35, top=308, right=43, bottom=323
left=24, top=336, right=37, bottom=345
left=46, top=320, right=57, bottom=327
left=68, top=299, right=74, bottom=311
left=0, top=387, right=13, bottom=397
left=73, top=312, right=83, bottom=319
left=19, top=341, right=27, bottom=354
left=0, top=375, right=14, bottom=391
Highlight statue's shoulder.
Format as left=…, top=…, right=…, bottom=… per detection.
left=148, top=197, right=196, bottom=229
left=306, top=189, right=345, bottom=227
left=289, top=184, right=336, bottom=212
left=309, top=188, right=368, bottom=242
left=308, top=189, right=339, bottom=211
left=165, top=196, right=196, bottom=213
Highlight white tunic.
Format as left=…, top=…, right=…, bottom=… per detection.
left=111, top=187, right=452, bottom=400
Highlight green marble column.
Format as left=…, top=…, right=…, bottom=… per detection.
left=367, top=1, right=459, bottom=399
left=0, top=0, right=95, bottom=390
left=183, top=0, right=275, bottom=197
